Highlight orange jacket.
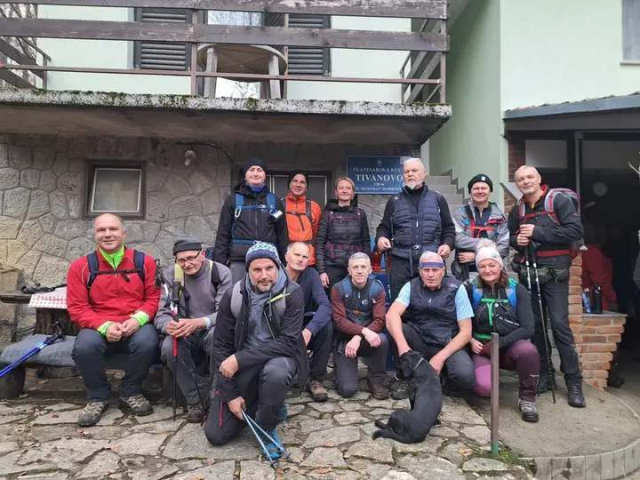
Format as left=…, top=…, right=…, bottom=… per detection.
left=283, top=193, right=322, bottom=265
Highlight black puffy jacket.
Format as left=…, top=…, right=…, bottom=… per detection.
left=315, top=200, right=370, bottom=273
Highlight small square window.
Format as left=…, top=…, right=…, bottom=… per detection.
left=88, top=166, right=144, bottom=217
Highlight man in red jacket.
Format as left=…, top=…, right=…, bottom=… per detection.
left=67, top=213, right=160, bottom=427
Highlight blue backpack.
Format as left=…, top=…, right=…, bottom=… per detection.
left=338, top=274, right=385, bottom=302
left=231, top=192, right=277, bottom=246
left=470, top=277, right=518, bottom=310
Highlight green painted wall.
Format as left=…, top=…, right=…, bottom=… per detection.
left=500, top=0, right=640, bottom=110
left=429, top=0, right=505, bottom=202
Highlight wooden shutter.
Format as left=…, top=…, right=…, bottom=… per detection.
left=134, top=8, right=190, bottom=71
left=287, top=14, right=330, bottom=76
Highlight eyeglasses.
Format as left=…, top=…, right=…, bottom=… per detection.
left=176, top=252, right=201, bottom=266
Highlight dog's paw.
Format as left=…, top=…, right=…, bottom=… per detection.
left=374, top=418, right=388, bottom=429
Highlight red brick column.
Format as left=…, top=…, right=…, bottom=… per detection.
left=567, top=254, right=626, bottom=389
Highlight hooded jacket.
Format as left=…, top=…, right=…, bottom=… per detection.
left=214, top=182, right=288, bottom=265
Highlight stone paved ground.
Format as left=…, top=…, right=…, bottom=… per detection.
left=0, top=372, right=534, bottom=480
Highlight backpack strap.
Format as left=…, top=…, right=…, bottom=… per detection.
left=87, top=249, right=145, bottom=289
left=230, top=281, right=243, bottom=320
left=368, top=275, right=384, bottom=301
left=86, top=251, right=100, bottom=289
left=506, top=278, right=518, bottom=308
left=338, top=276, right=352, bottom=301
left=306, top=199, right=312, bottom=223
left=209, top=260, right=221, bottom=289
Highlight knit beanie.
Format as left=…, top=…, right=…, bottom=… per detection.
left=241, top=157, right=266, bottom=178
left=475, top=239, right=503, bottom=269
left=245, top=241, right=281, bottom=270
left=287, top=170, right=309, bottom=187
left=173, top=238, right=202, bottom=256
left=468, top=173, right=493, bottom=193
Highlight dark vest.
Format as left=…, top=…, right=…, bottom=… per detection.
left=335, top=277, right=381, bottom=339
left=325, top=207, right=366, bottom=266
left=391, top=188, right=442, bottom=259
left=407, top=275, right=460, bottom=346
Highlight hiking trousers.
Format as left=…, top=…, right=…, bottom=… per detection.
left=72, top=324, right=158, bottom=401
left=334, top=333, right=389, bottom=398
left=161, top=329, right=214, bottom=405
left=205, top=357, right=296, bottom=446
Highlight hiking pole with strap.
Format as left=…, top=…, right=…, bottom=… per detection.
left=241, top=410, right=288, bottom=467
left=481, top=292, right=509, bottom=455
left=529, top=247, right=556, bottom=403
left=0, top=323, right=65, bottom=379
left=524, top=247, right=556, bottom=403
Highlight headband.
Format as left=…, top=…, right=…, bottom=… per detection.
left=420, top=261, right=444, bottom=269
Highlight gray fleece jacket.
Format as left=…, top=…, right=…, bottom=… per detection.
left=155, top=260, right=232, bottom=333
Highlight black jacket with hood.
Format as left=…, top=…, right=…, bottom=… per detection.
left=214, top=182, right=288, bottom=265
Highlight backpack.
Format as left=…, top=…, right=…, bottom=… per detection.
left=517, top=188, right=580, bottom=225
left=229, top=281, right=289, bottom=337
left=86, top=249, right=145, bottom=289
left=463, top=204, right=505, bottom=238
left=337, top=274, right=384, bottom=303
left=173, top=259, right=222, bottom=291
left=468, top=277, right=518, bottom=310
left=232, top=192, right=278, bottom=245
left=282, top=197, right=313, bottom=224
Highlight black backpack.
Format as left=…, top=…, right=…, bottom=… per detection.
left=86, top=249, right=145, bottom=289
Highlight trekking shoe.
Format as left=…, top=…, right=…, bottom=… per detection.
left=518, top=398, right=539, bottom=423
left=537, top=372, right=555, bottom=394
left=120, top=394, right=153, bottom=416
left=77, top=400, right=109, bottom=427
left=368, top=379, right=390, bottom=400
left=307, top=380, right=329, bottom=402
left=567, top=383, right=586, bottom=408
left=275, top=404, right=288, bottom=424
left=264, top=429, right=284, bottom=462
left=390, top=379, right=413, bottom=400
left=186, top=403, right=205, bottom=423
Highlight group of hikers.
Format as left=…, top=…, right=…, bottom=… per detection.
left=64, top=156, right=586, bottom=459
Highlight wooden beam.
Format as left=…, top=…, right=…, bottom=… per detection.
left=10, top=0, right=447, bottom=19
left=0, top=39, right=44, bottom=78
left=0, top=68, right=35, bottom=88
left=0, top=18, right=449, bottom=52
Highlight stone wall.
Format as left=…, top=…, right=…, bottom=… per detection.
left=0, top=135, right=232, bottom=287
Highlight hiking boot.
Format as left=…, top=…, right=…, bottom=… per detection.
left=368, top=379, right=390, bottom=400
left=518, top=398, right=539, bottom=423
left=120, top=394, right=153, bottom=416
left=186, top=403, right=205, bottom=423
left=264, top=429, right=284, bottom=462
left=307, top=380, right=328, bottom=402
left=390, top=379, right=413, bottom=400
left=77, top=400, right=109, bottom=427
left=537, top=372, right=555, bottom=394
left=567, top=383, right=586, bottom=408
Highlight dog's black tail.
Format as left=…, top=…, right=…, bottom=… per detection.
left=374, top=419, right=388, bottom=430
left=372, top=428, right=409, bottom=443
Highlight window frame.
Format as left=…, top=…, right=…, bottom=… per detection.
left=84, top=160, right=147, bottom=219
left=623, top=0, right=640, bottom=62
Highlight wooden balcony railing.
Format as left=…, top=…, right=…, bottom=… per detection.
left=0, top=0, right=449, bottom=101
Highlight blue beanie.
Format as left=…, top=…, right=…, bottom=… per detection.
left=245, top=242, right=280, bottom=270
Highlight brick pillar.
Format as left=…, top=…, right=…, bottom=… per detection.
left=567, top=254, right=626, bottom=389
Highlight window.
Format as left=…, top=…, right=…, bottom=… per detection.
left=287, top=14, right=331, bottom=75
left=88, top=165, right=144, bottom=217
left=623, top=0, right=640, bottom=61
left=134, top=8, right=191, bottom=70
left=267, top=173, right=330, bottom=206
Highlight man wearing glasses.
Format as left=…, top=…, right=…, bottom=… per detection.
left=155, top=238, right=232, bottom=423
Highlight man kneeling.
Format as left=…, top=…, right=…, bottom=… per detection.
left=205, top=242, right=308, bottom=457
left=331, top=252, right=390, bottom=399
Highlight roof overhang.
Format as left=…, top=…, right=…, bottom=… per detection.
left=0, top=89, right=451, bottom=146
left=504, top=93, right=640, bottom=132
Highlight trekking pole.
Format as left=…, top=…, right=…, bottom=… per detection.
left=242, top=410, right=288, bottom=467
left=480, top=292, right=509, bottom=455
left=0, top=323, right=65, bottom=378
left=524, top=247, right=556, bottom=403
left=384, top=252, right=393, bottom=302
left=170, top=280, right=181, bottom=421
left=530, top=249, right=556, bottom=403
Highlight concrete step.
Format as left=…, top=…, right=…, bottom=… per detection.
left=427, top=175, right=453, bottom=186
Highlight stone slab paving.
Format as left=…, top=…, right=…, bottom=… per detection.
left=0, top=379, right=534, bottom=479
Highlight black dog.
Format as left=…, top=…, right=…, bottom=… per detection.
left=372, top=350, right=442, bottom=443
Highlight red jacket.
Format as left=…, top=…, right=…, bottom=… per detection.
left=66, top=248, right=160, bottom=330
left=581, top=244, right=617, bottom=310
